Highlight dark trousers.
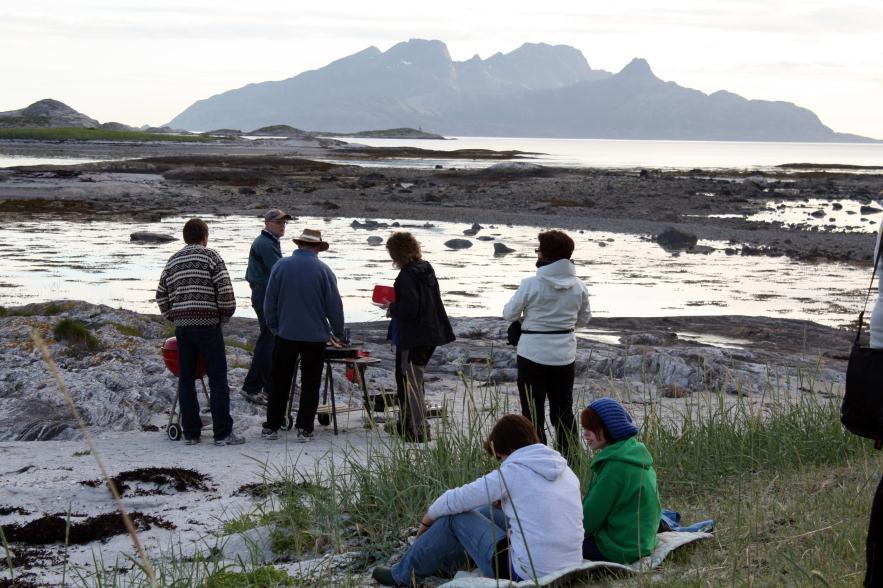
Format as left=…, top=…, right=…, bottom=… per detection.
left=867, top=473, right=883, bottom=586
left=395, top=345, right=435, bottom=434
left=175, top=325, right=233, bottom=441
left=266, top=337, right=326, bottom=432
left=583, top=534, right=607, bottom=561
left=242, top=287, right=273, bottom=395
left=516, top=355, right=578, bottom=456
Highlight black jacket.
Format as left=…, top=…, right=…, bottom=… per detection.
left=389, top=260, right=455, bottom=349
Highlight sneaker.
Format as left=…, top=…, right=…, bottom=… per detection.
left=371, top=566, right=399, bottom=587
left=214, top=431, right=246, bottom=446
left=295, top=428, right=313, bottom=443
left=184, top=437, right=201, bottom=445
left=261, top=427, right=279, bottom=440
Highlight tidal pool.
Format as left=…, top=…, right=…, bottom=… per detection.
left=0, top=213, right=874, bottom=327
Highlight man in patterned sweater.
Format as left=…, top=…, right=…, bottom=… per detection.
left=156, top=218, right=244, bottom=446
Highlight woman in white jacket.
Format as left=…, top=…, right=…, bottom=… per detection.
left=371, top=414, right=584, bottom=585
left=503, top=230, right=591, bottom=457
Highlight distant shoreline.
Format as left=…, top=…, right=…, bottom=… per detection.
left=0, top=137, right=880, bottom=265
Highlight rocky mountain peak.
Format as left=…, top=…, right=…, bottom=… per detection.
left=383, top=38, right=453, bottom=66
left=21, top=99, right=82, bottom=117
left=617, top=58, right=658, bottom=80
left=0, top=99, right=100, bottom=128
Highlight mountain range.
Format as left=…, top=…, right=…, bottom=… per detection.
left=168, top=39, right=872, bottom=142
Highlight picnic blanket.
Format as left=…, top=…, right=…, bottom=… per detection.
left=438, top=530, right=713, bottom=587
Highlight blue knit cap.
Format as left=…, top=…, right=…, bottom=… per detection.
left=589, top=398, right=639, bottom=442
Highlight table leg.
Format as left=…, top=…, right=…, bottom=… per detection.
left=355, top=364, right=376, bottom=430
left=325, top=360, right=338, bottom=435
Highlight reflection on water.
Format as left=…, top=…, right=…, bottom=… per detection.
left=0, top=214, right=873, bottom=327
left=0, top=155, right=111, bottom=168
left=331, top=137, right=883, bottom=171
left=748, top=198, right=881, bottom=233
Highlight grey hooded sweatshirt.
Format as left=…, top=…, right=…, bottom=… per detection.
left=427, top=443, right=584, bottom=580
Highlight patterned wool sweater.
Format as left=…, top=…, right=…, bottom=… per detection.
left=156, top=244, right=236, bottom=327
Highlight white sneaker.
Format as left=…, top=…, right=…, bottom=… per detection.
left=261, top=428, right=279, bottom=440
left=296, top=429, right=313, bottom=443
left=214, top=431, right=246, bottom=446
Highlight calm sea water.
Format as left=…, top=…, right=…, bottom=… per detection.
left=328, top=137, right=883, bottom=171
left=0, top=214, right=873, bottom=329
left=0, top=155, right=110, bottom=168
left=1, top=138, right=882, bottom=170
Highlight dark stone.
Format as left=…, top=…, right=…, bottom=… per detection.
left=655, top=227, right=698, bottom=250
left=493, top=243, right=515, bottom=255
left=130, top=231, right=176, bottom=244
left=444, top=239, right=473, bottom=250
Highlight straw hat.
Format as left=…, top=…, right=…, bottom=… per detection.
left=292, top=228, right=329, bottom=251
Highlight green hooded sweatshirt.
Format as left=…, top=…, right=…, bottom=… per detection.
left=583, top=436, right=661, bottom=563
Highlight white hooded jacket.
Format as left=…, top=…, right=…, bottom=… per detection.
left=503, top=259, right=591, bottom=365
left=426, top=443, right=584, bottom=580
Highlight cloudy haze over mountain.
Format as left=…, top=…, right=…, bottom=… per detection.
left=2, top=0, right=881, bottom=138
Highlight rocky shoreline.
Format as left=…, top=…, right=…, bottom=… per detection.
left=0, top=139, right=881, bottom=263
left=0, top=300, right=850, bottom=443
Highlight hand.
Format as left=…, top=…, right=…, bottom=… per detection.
left=328, top=335, right=344, bottom=348
left=415, top=514, right=433, bottom=538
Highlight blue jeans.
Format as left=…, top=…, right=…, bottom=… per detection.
left=242, top=287, right=273, bottom=396
left=391, top=506, right=521, bottom=584
left=176, top=325, right=233, bottom=441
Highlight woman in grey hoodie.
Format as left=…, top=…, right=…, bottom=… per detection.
left=372, top=414, right=584, bottom=585
left=503, top=230, right=591, bottom=457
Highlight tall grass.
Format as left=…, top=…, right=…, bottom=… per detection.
left=16, top=372, right=877, bottom=586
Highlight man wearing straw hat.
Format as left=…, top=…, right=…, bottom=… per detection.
left=262, top=228, right=345, bottom=442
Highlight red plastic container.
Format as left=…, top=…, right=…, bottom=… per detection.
left=161, top=337, right=207, bottom=379
left=372, top=285, right=396, bottom=306
left=346, top=350, right=371, bottom=383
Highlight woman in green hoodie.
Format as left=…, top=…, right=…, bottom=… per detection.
left=580, top=397, right=661, bottom=563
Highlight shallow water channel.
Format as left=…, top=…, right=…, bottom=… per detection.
left=0, top=213, right=874, bottom=328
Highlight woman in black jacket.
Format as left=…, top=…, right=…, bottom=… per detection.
left=386, top=232, right=455, bottom=442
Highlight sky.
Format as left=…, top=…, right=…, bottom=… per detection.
left=3, top=0, right=882, bottom=138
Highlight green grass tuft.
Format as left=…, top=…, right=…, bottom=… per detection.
left=204, top=566, right=295, bottom=587
left=108, top=321, right=144, bottom=338
left=225, top=338, right=255, bottom=354
left=53, top=318, right=100, bottom=350
left=0, top=127, right=216, bottom=142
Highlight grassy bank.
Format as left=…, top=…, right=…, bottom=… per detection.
left=9, top=385, right=877, bottom=586
left=0, top=127, right=216, bottom=142
left=272, top=390, right=876, bottom=586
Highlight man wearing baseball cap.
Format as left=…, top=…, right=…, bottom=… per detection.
left=241, top=209, right=292, bottom=405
